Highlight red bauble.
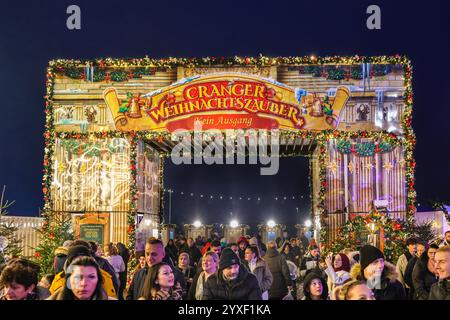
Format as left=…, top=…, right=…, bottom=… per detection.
left=265, top=88, right=276, bottom=99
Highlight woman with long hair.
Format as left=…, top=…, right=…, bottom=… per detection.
left=244, top=245, right=273, bottom=300
left=105, top=243, right=125, bottom=289
left=47, top=256, right=109, bottom=300
left=139, top=262, right=182, bottom=300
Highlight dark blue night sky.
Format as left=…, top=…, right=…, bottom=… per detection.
left=1, top=1, right=449, bottom=228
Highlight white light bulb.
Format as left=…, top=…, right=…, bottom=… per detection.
left=193, top=221, right=202, bottom=228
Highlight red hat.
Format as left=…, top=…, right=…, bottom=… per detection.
left=201, top=242, right=211, bottom=255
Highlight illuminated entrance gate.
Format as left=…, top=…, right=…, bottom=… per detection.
left=43, top=56, right=415, bottom=253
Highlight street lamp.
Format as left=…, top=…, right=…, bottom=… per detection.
left=167, top=189, right=174, bottom=224
left=304, top=219, right=312, bottom=228
left=230, top=220, right=239, bottom=228
left=267, top=220, right=276, bottom=228
left=193, top=220, right=202, bottom=228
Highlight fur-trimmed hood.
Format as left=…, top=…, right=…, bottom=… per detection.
left=349, top=261, right=399, bottom=283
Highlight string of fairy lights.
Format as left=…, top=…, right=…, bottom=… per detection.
left=162, top=188, right=309, bottom=204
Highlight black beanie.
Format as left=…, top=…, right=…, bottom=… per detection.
left=66, top=245, right=92, bottom=266
left=360, top=245, right=384, bottom=271
left=219, top=248, right=240, bottom=270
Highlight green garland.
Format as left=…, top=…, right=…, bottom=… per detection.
left=328, top=212, right=412, bottom=263
left=42, top=55, right=416, bottom=256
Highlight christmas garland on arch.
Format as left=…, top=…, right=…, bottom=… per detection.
left=327, top=212, right=412, bottom=263
left=42, top=55, right=415, bottom=260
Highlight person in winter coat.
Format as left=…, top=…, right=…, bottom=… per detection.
left=396, top=237, right=418, bottom=295
left=0, top=258, right=50, bottom=300
left=53, top=240, right=73, bottom=274
left=105, top=243, right=126, bottom=289
left=186, top=238, right=202, bottom=268
left=127, top=238, right=186, bottom=300
left=188, top=251, right=219, bottom=300
left=249, top=237, right=265, bottom=257
left=139, top=262, right=182, bottom=300
left=116, top=242, right=130, bottom=300
left=290, top=238, right=302, bottom=266
left=178, top=252, right=196, bottom=292
left=165, top=239, right=179, bottom=265
left=324, top=252, right=351, bottom=293
left=280, top=241, right=296, bottom=264
left=264, top=241, right=293, bottom=300
left=334, top=279, right=375, bottom=300
left=47, top=256, right=112, bottom=300
left=126, top=253, right=146, bottom=295
left=244, top=245, right=273, bottom=300
left=75, top=239, right=119, bottom=295
left=302, top=271, right=328, bottom=300
left=203, top=248, right=262, bottom=300
left=49, top=244, right=117, bottom=298
left=299, top=245, right=320, bottom=277
left=403, top=241, right=428, bottom=299
left=349, top=245, right=406, bottom=300
left=237, top=236, right=249, bottom=261
left=439, top=231, right=450, bottom=247
left=176, top=237, right=190, bottom=255
left=429, top=245, right=450, bottom=300
left=411, top=243, right=439, bottom=300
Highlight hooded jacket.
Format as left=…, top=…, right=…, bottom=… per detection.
left=202, top=264, right=262, bottom=300
left=49, top=267, right=116, bottom=298
left=350, top=261, right=406, bottom=300
left=53, top=246, right=68, bottom=274
left=248, top=258, right=273, bottom=293
left=264, top=248, right=293, bottom=299
left=302, top=271, right=329, bottom=300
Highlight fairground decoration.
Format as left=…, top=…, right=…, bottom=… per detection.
left=102, top=73, right=350, bottom=132
left=38, top=55, right=415, bottom=268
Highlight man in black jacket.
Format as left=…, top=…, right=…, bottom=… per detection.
left=126, top=238, right=186, bottom=300
left=429, top=246, right=450, bottom=300
left=187, top=237, right=202, bottom=268
left=356, top=245, right=406, bottom=300
left=203, top=248, right=261, bottom=300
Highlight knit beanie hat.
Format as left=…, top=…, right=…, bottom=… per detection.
left=360, top=245, right=384, bottom=271
left=219, top=248, right=240, bottom=270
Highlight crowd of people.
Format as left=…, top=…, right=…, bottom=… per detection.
left=0, top=230, right=449, bottom=301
